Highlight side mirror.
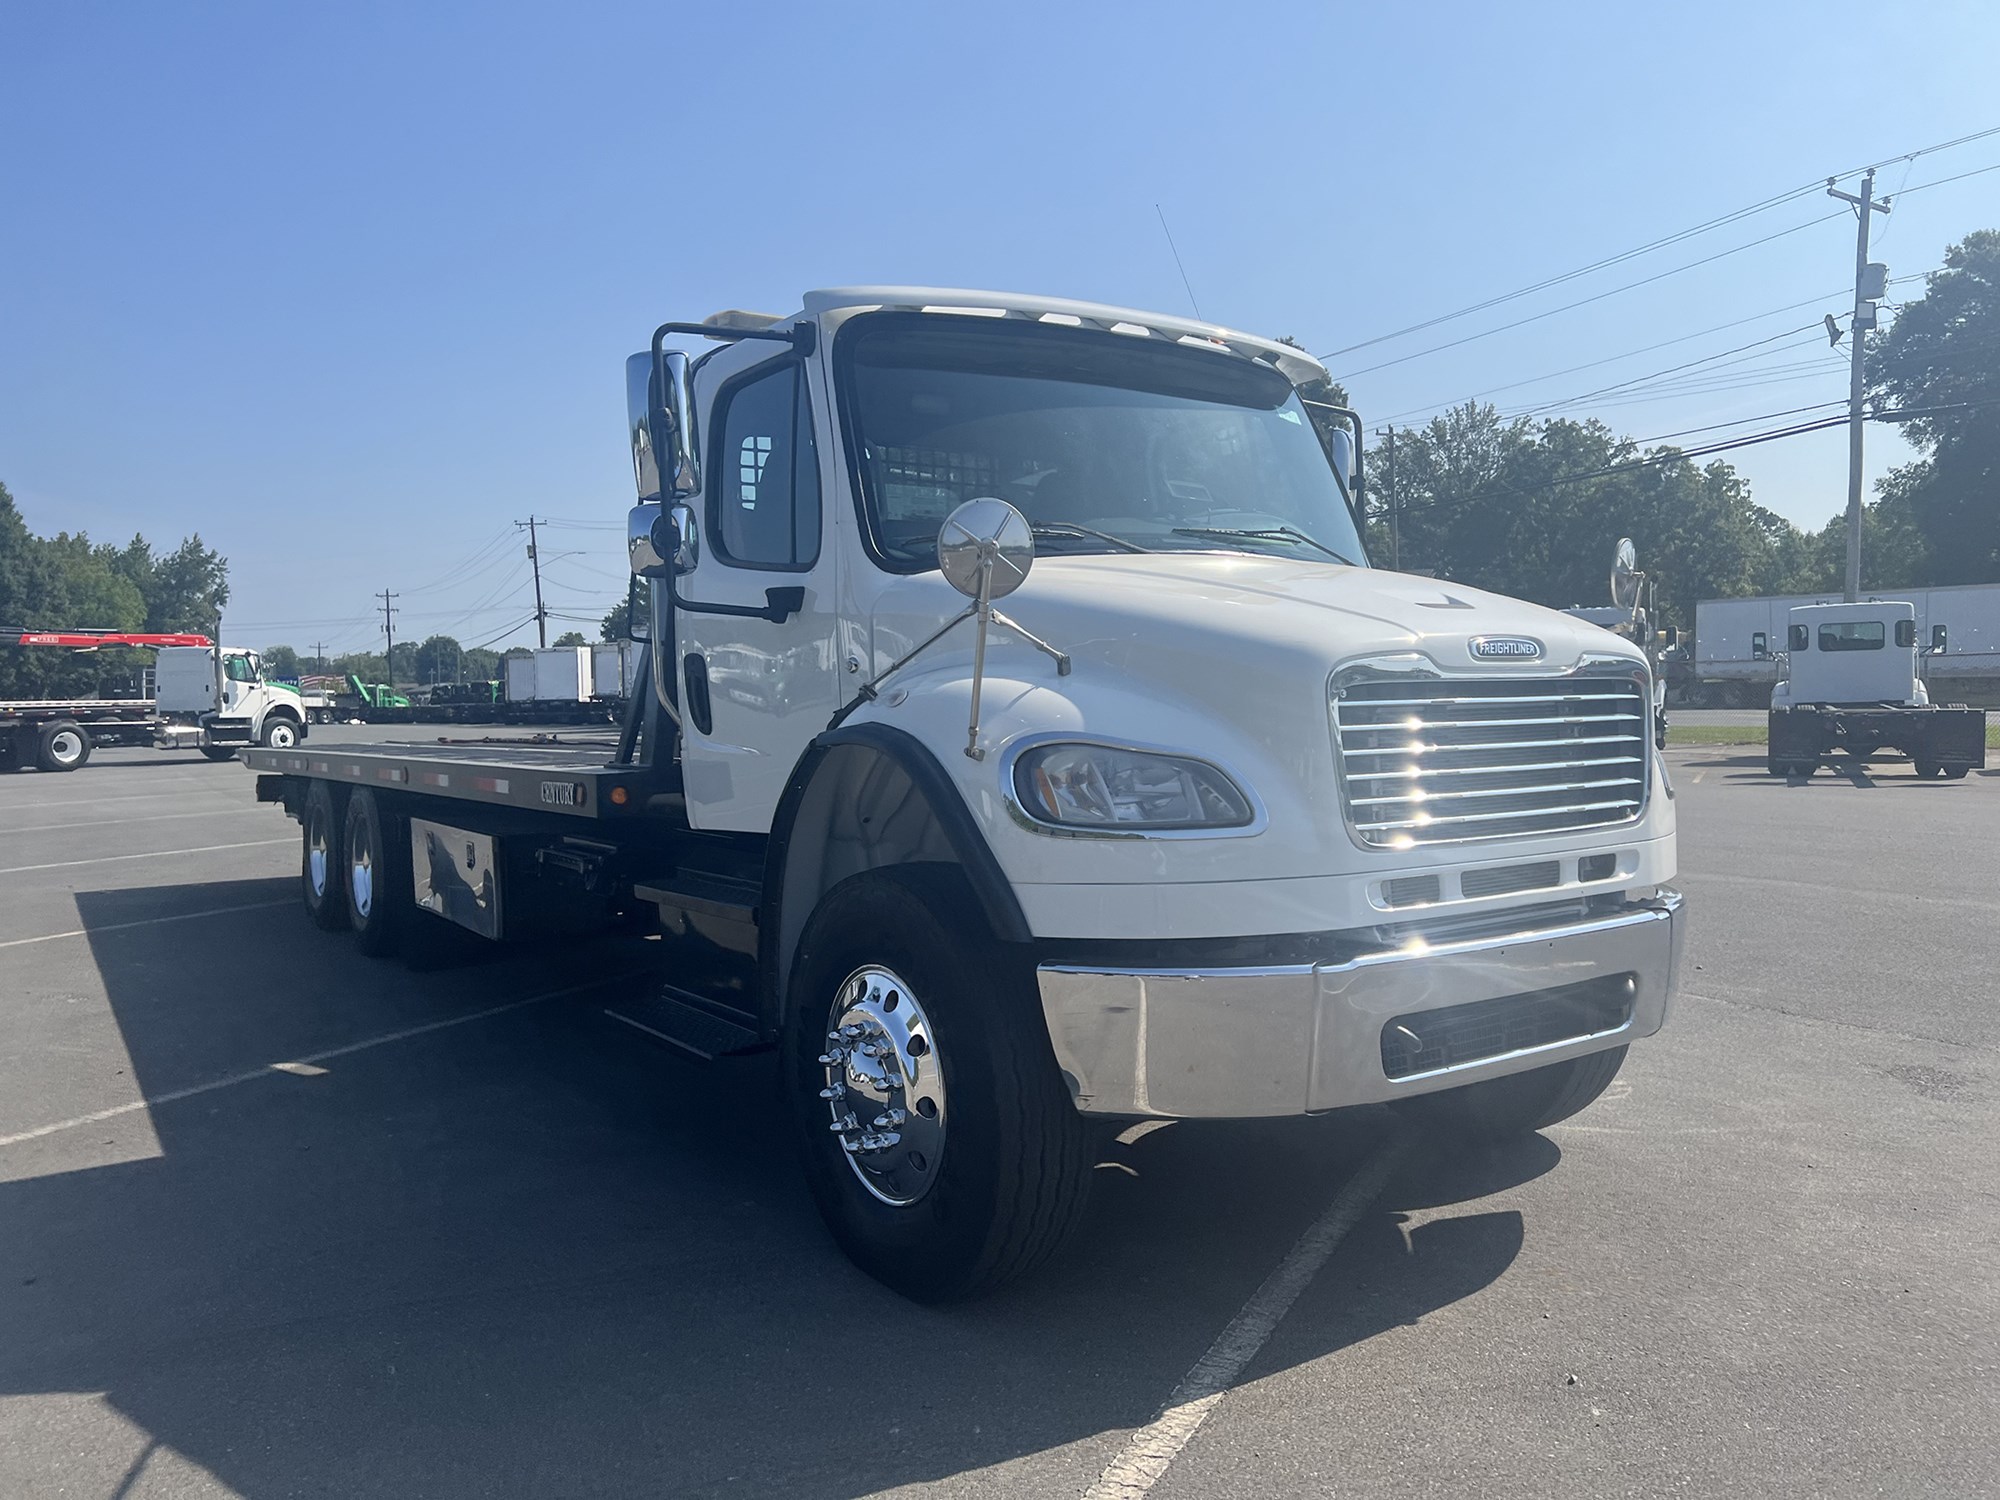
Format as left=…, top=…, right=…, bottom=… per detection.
left=1662, top=624, right=1680, bottom=650
left=626, top=349, right=702, bottom=501
left=628, top=503, right=667, bottom=576
left=1931, top=624, right=1948, bottom=653
left=1327, top=428, right=1355, bottom=493
left=1895, top=619, right=1916, bottom=649
left=1751, top=631, right=1768, bottom=660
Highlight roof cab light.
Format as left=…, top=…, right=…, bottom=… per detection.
left=1013, top=743, right=1254, bottom=831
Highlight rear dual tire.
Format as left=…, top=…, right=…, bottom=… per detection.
left=35, top=721, right=92, bottom=772
left=301, top=781, right=350, bottom=931
left=342, top=787, right=410, bottom=956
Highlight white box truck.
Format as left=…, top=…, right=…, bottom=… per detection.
left=244, top=288, right=1684, bottom=1299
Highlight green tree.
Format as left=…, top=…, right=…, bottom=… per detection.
left=413, top=634, right=464, bottom=683
left=461, top=647, right=501, bottom=682
left=263, top=645, right=301, bottom=678
left=1868, top=230, right=2000, bottom=583
left=387, top=640, right=420, bottom=683
left=601, top=597, right=636, bottom=640
left=552, top=630, right=588, bottom=647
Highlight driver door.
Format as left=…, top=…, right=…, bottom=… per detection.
left=674, top=346, right=840, bottom=832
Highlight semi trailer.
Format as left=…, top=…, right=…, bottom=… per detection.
left=242, top=287, right=1685, bottom=1299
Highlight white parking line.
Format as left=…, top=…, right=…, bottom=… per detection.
left=0, top=898, right=294, bottom=951
left=0, top=788, right=245, bottom=810
left=1083, top=1134, right=1411, bottom=1500
left=0, top=808, right=267, bottom=836
left=0, top=977, right=631, bottom=1150
left=0, top=839, right=292, bottom=875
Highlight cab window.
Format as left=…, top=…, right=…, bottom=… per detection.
left=1818, top=621, right=1885, bottom=652
left=223, top=654, right=260, bottom=683
left=710, top=362, right=820, bottom=570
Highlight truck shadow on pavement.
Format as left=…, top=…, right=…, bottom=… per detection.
left=0, top=878, right=1544, bottom=1499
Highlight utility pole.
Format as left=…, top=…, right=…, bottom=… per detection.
left=1828, top=169, right=1892, bottom=602
left=377, top=590, right=399, bottom=682
left=517, top=517, right=549, bottom=647
left=312, top=641, right=326, bottom=674
left=1374, top=425, right=1401, bottom=571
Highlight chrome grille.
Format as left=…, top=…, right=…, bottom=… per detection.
left=1334, top=672, right=1648, bottom=848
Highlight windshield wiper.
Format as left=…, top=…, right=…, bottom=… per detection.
left=1170, top=525, right=1358, bottom=566
left=1029, top=522, right=1150, bottom=554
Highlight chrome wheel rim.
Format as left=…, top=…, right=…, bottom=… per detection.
left=351, top=845, right=374, bottom=917
left=269, top=722, right=297, bottom=747
left=818, top=964, right=946, bottom=1206
left=50, top=729, right=84, bottom=764
left=308, top=828, right=328, bottom=896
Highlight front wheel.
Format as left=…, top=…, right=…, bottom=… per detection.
left=783, top=866, right=1092, bottom=1302
left=1397, top=1045, right=1628, bottom=1142
left=261, top=715, right=302, bottom=749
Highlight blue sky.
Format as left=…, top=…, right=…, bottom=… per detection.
left=4, top=1, right=1997, bottom=655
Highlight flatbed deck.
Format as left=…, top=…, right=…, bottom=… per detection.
left=244, top=734, right=665, bottom=820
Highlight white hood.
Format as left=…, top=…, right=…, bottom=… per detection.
left=935, top=553, right=1647, bottom=680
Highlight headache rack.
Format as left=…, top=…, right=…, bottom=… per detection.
left=1333, top=668, right=1649, bottom=849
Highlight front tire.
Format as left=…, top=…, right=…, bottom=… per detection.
left=261, top=715, right=302, bottom=749
left=301, top=781, right=349, bottom=931
left=1399, top=1045, right=1628, bottom=1142
left=783, top=866, right=1092, bottom=1302
left=342, top=787, right=410, bottom=956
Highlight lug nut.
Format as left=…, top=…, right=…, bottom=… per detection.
left=820, top=1085, right=844, bottom=1100
left=817, top=1049, right=846, bottom=1066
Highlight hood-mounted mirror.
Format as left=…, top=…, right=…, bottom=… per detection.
left=827, top=497, right=1070, bottom=756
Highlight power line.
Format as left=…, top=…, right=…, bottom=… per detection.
left=1503, top=325, right=1828, bottom=421
left=1328, top=210, right=1847, bottom=379
left=1317, top=123, right=2000, bottom=364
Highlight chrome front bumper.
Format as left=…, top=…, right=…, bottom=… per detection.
left=1036, top=889, right=1684, bottom=1118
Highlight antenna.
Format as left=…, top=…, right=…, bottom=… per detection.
left=1155, top=203, right=1203, bottom=321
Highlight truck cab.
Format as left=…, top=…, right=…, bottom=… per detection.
left=155, top=645, right=307, bottom=753
left=1767, top=601, right=1984, bottom=778
left=1772, top=601, right=1926, bottom=708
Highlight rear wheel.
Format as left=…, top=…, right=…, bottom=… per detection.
left=783, top=866, right=1092, bottom=1302
left=1944, top=765, right=1970, bottom=780
left=301, top=781, right=349, bottom=931
left=1914, top=759, right=1941, bottom=779
left=1398, top=1046, right=1628, bottom=1142
left=36, top=720, right=92, bottom=772
left=342, top=787, right=410, bottom=957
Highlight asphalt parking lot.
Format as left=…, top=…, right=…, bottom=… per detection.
left=1, top=736, right=1995, bottom=1499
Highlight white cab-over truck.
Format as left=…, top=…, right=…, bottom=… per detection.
left=1767, top=600, right=1985, bottom=778
left=243, top=288, right=1684, bottom=1300
left=1, top=635, right=306, bottom=771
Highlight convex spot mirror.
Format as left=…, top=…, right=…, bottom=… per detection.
left=1615, top=537, right=1637, bottom=573
left=938, top=497, right=1034, bottom=601
left=627, top=503, right=700, bottom=578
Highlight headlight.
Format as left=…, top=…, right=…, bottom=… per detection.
left=1012, top=743, right=1255, bottom=831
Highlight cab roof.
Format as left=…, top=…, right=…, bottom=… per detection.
left=774, top=287, right=1333, bottom=388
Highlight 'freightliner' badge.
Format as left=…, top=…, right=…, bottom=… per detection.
left=1470, top=636, right=1544, bottom=660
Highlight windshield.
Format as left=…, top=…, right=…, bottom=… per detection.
left=843, top=316, right=1367, bottom=570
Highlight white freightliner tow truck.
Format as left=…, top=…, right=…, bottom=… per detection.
left=243, top=289, right=1685, bottom=1299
